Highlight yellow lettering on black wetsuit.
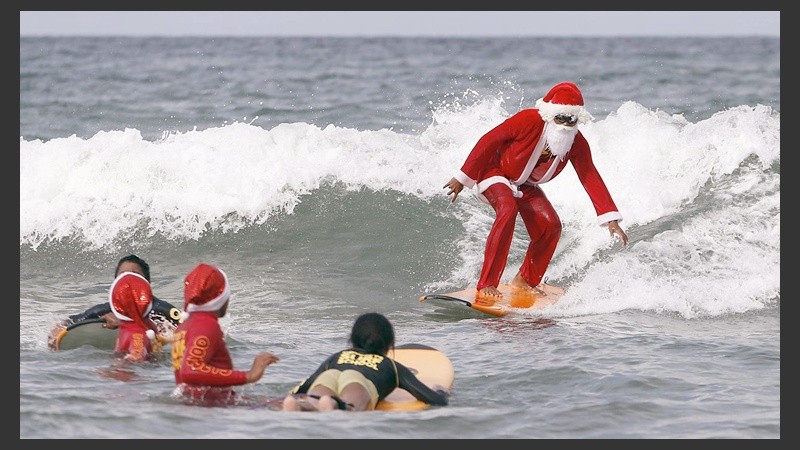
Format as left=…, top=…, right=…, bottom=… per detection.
left=336, top=350, right=384, bottom=371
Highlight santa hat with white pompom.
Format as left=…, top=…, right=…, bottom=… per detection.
left=182, top=263, right=231, bottom=319
left=535, top=81, right=594, bottom=125
left=109, top=272, right=157, bottom=341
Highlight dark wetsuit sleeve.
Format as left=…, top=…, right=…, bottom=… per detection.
left=67, top=302, right=111, bottom=323
left=396, top=362, right=449, bottom=406
left=68, top=296, right=178, bottom=325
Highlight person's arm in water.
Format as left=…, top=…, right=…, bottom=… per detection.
left=68, top=296, right=177, bottom=329
left=49, top=296, right=177, bottom=350
left=48, top=302, right=119, bottom=350
left=179, top=317, right=279, bottom=386
left=246, top=353, right=281, bottom=383
left=396, top=362, right=449, bottom=406
left=67, top=302, right=114, bottom=325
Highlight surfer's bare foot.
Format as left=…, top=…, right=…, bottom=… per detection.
left=316, top=395, right=338, bottom=412
left=478, top=286, right=503, bottom=298
left=511, top=274, right=547, bottom=295
left=282, top=395, right=300, bottom=411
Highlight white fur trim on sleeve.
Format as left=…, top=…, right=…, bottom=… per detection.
left=597, top=212, right=623, bottom=227
left=453, top=170, right=476, bottom=189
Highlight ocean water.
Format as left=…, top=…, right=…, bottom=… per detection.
left=20, top=36, right=780, bottom=439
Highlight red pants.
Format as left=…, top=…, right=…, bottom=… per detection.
left=477, top=183, right=562, bottom=291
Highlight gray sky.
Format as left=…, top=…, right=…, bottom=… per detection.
left=20, top=11, right=780, bottom=37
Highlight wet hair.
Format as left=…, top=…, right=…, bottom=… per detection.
left=349, top=312, right=395, bottom=355
left=114, top=254, right=151, bottom=281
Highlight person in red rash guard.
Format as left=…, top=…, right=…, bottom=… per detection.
left=170, top=263, right=279, bottom=406
left=108, top=272, right=160, bottom=362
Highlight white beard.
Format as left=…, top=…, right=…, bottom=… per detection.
left=543, top=122, right=579, bottom=158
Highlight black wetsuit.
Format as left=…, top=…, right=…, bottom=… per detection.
left=292, top=348, right=449, bottom=406
left=67, top=297, right=182, bottom=327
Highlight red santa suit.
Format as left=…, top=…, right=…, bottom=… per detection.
left=453, top=82, right=623, bottom=290
left=171, top=263, right=248, bottom=405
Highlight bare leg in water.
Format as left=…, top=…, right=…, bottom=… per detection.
left=281, top=393, right=338, bottom=412
left=281, top=383, right=369, bottom=412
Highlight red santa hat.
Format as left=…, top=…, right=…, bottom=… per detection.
left=534, top=81, right=593, bottom=124
left=109, top=272, right=154, bottom=334
left=183, top=263, right=231, bottom=313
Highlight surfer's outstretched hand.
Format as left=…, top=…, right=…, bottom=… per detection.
left=246, top=352, right=280, bottom=383
left=444, top=178, right=464, bottom=203
left=608, top=220, right=629, bottom=247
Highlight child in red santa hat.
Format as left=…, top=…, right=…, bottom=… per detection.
left=170, top=263, right=280, bottom=406
left=108, top=272, right=162, bottom=362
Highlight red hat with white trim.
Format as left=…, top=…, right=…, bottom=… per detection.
left=183, top=263, right=231, bottom=313
left=535, top=81, right=593, bottom=124
left=109, top=272, right=154, bottom=334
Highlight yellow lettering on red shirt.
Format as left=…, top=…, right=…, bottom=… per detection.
left=126, top=333, right=147, bottom=362
left=184, top=335, right=233, bottom=376
left=171, top=329, right=187, bottom=371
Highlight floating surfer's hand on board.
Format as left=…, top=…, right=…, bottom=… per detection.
left=431, top=384, right=450, bottom=397
left=443, top=177, right=464, bottom=203
left=100, top=312, right=120, bottom=329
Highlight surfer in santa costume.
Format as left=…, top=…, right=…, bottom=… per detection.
left=171, top=263, right=280, bottom=405
left=444, top=81, right=629, bottom=298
